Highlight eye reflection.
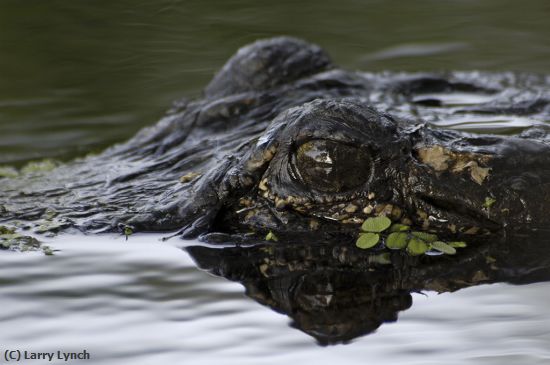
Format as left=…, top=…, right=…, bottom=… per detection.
left=293, top=139, right=372, bottom=193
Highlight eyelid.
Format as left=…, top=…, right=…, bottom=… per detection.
left=291, top=117, right=369, bottom=148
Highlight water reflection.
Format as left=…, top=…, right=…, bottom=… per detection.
left=187, top=228, right=550, bottom=345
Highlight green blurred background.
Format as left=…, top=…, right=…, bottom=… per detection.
left=1, top=0, right=549, bottom=165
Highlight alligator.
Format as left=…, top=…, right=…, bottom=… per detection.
left=2, top=36, right=550, bottom=343
left=2, top=36, right=550, bottom=242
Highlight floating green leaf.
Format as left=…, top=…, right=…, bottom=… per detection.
left=385, top=232, right=408, bottom=249
left=356, top=233, right=380, bottom=249
left=0, top=233, right=41, bottom=252
left=448, top=241, right=467, bottom=248
left=265, top=230, right=278, bottom=242
left=42, top=245, right=54, bottom=256
left=0, top=233, right=22, bottom=240
left=361, top=216, right=392, bottom=233
left=411, top=231, right=438, bottom=243
left=35, top=221, right=65, bottom=234
left=389, top=223, right=410, bottom=232
left=406, top=237, right=429, bottom=256
left=0, top=226, right=15, bottom=235
left=483, top=197, right=496, bottom=208
left=124, top=226, right=133, bottom=241
left=430, top=241, right=457, bottom=255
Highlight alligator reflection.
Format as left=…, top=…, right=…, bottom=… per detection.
left=186, top=229, right=550, bottom=345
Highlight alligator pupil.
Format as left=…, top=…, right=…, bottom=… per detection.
left=294, top=139, right=371, bottom=193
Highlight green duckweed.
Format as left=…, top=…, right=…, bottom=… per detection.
left=385, top=232, right=408, bottom=249
left=389, top=223, right=410, bottom=232
left=430, top=241, right=457, bottom=255
left=356, top=232, right=380, bottom=249
left=124, top=226, right=133, bottom=241
left=21, top=159, right=58, bottom=174
left=448, top=241, right=467, bottom=248
left=0, top=166, right=18, bottom=178
left=42, top=245, right=54, bottom=256
left=0, top=226, right=16, bottom=235
left=361, top=216, right=392, bottom=233
left=355, top=212, right=467, bottom=257
left=406, top=237, right=429, bottom=256
left=265, top=230, right=278, bottom=242
left=411, top=231, right=438, bottom=243
left=483, top=197, right=497, bottom=208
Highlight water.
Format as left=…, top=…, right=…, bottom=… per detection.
left=2, top=234, right=550, bottom=365
left=2, top=1, right=550, bottom=363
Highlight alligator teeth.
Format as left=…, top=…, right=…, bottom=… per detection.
left=429, top=215, right=448, bottom=222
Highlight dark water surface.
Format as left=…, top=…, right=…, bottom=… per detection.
left=2, top=1, right=550, bottom=364
left=1, top=0, right=550, bottom=165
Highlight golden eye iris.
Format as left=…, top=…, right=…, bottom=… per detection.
left=293, top=140, right=371, bottom=193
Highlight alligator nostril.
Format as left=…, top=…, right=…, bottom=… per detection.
left=418, top=194, right=500, bottom=230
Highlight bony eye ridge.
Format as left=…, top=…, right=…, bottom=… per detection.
left=292, top=139, right=372, bottom=193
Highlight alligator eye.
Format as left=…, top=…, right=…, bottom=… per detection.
left=292, top=139, right=372, bottom=193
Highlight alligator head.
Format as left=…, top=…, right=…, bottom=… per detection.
left=2, top=37, right=550, bottom=245
left=207, top=97, right=550, bottom=242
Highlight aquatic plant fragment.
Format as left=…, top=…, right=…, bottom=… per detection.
left=406, top=237, right=429, bottom=256
left=385, top=232, right=408, bottom=249
left=361, top=216, right=392, bottom=233
left=483, top=197, right=496, bottom=209
left=356, top=232, right=380, bottom=249
left=265, top=230, right=278, bottom=242
left=430, top=241, right=457, bottom=255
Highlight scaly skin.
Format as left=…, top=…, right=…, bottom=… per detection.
left=1, top=37, right=550, bottom=242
